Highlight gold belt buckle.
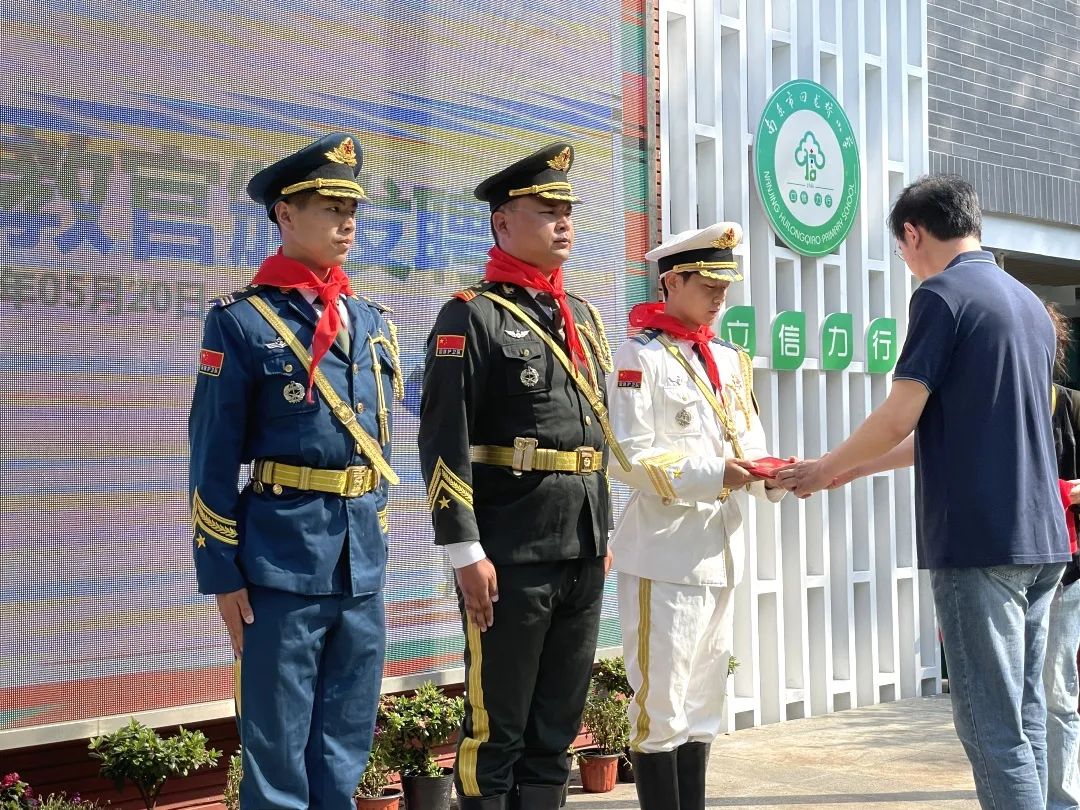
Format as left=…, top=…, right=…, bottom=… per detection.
left=512, top=437, right=539, bottom=474
left=575, top=447, right=597, bottom=474
left=344, top=466, right=367, bottom=497
left=332, top=402, right=355, bottom=424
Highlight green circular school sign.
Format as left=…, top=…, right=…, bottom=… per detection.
left=754, top=79, right=860, bottom=257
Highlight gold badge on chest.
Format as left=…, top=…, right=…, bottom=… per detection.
left=283, top=381, right=306, bottom=403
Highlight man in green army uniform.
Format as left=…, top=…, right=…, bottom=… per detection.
left=418, top=142, right=628, bottom=810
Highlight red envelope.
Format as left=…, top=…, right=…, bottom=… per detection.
left=742, top=456, right=789, bottom=479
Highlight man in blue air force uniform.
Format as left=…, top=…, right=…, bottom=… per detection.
left=188, top=133, right=402, bottom=809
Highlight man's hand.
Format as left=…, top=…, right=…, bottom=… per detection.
left=724, top=458, right=764, bottom=489
left=775, top=458, right=835, bottom=497
left=456, top=558, right=499, bottom=632
left=763, top=456, right=799, bottom=490
left=215, top=588, right=254, bottom=658
left=604, top=547, right=614, bottom=576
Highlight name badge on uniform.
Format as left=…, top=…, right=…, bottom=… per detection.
left=617, top=369, right=642, bottom=389
left=435, top=334, right=466, bottom=357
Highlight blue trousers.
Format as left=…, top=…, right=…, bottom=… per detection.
left=932, top=563, right=1065, bottom=810
left=1045, top=579, right=1080, bottom=810
left=238, top=586, right=385, bottom=810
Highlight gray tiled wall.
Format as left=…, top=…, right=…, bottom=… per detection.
left=927, top=0, right=1080, bottom=225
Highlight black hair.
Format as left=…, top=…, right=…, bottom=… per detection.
left=887, top=174, right=982, bottom=242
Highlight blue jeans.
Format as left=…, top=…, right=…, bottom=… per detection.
left=932, top=563, right=1065, bottom=810
left=1045, top=579, right=1080, bottom=810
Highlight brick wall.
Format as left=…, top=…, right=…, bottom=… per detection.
left=927, top=0, right=1080, bottom=224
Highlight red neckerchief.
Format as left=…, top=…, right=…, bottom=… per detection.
left=251, top=248, right=353, bottom=402
left=629, top=302, right=722, bottom=392
left=483, top=246, right=589, bottom=373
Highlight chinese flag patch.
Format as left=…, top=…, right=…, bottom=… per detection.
left=199, top=348, right=224, bottom=376
left=617, top=369, right=643, bottom=389
left=435, top=334, right=466, bottom=358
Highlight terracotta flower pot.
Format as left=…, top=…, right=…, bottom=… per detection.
left=578, top=752, right=620, bottom=793
left=355, top=787, right=403, bottom=810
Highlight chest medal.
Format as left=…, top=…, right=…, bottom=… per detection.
left=675, top=407, right=693, bottom=427
left=283, top=381, right=306, bottom=404
left=520, top=366, right=540, bottom=387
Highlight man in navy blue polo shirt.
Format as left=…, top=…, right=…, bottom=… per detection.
left=777, top=175, right=1068, bottom=808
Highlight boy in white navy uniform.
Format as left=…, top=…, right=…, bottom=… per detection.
left=606, top=222, right=787, bottom=810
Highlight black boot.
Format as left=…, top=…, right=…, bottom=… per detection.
left=514, top=783, right=565, bottom=810
left=630, top=750, right=680, bottom=810
left=675, top=742, right=709, bottom=810
left=457, top=794, right=510, bottom=810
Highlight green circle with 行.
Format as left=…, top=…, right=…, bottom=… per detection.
left=754, top=79, right=861, bottom=257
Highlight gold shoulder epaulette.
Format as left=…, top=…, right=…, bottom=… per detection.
left=452, top=282, right=493, bottom=303
left=360, top=295, right=394, bottom=314
left=211, top=285, right=260, bottom=308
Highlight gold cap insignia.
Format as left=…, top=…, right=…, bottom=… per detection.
left=325, top=138, right=357, bottom=167
left=712, top=227, right=738, bottom=250
left=547, top=147, right=572, bottom=172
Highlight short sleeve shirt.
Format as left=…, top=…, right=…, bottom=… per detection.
left=893, top=251, right=1068, bottom=568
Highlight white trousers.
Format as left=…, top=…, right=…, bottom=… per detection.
left=618, top=572, right=734, bottom=753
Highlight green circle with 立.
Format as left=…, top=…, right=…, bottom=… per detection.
left=754, top=79, right=861, bottom=257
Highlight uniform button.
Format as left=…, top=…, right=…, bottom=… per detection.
left=352, top=363, right=359, bottom=374
left=252, top=481, right=264, bottom=494
left=271, top=483, right=283, bottom=495
left=283, top=363, right=294, bottom=373
left=584, top=415, right=592, bottom=426
left=356, top=402, right=365, bottom=413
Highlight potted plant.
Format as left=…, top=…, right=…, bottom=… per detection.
left=592, top=657, right=635, bottom=783
left=593, top=655, right=633, bottom=698
left=380, top=682, right=463, bottom=810
left=87, top=718, right=220, bottom=809
left=355, top=718, right=404, bottom=810
left=1, top=772, right=35, bottom=809
left=577, top=686, right=631, bottom=793
left=222, top=752, right=242, bottom=810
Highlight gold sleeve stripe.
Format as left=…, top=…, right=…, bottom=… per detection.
left=192, top=488, right=239, bottom=546
left=639, top=450, right=687, bottom=501
left=583, top=299, right=614, bottom=373
left=378, top=507, right=389, bottom=535
left=427, top=458, right=474, bottom=512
